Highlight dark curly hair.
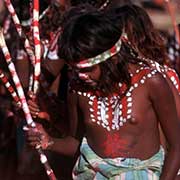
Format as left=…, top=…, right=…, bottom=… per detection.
left=58, top=6, right=145, bottom=96
left=71, top=0, right=105, bottom=8
left=108, top=5, right=168, bottom=65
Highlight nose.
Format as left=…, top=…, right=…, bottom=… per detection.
left=78, top=73, right=89, bottom=80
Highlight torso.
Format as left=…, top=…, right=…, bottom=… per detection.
left=73, top=64, right=162, bottom=160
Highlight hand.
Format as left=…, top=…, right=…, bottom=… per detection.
left=28, top=91, right=50, bottom=120
left=28, top=98, right=40, bottom=119
left=24, top=123, right=54, bottom=150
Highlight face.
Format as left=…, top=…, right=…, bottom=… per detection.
left=76, top=65, right=101, bottom=87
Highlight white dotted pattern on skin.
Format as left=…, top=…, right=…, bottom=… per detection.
left=149, top=60, right=180, bottom=95
left=77, top=67, right=158, bottom=131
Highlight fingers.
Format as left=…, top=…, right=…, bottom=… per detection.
left=24, top=127, right=41, bottom=148
left=28, top=99, right=39, bottom=109
left=32, top=109, right=40, bottom=119
left=27, top=91, right=36, bottom=100
left=27, top=91, right=50, bottom=120
left=23, top=124, right=51, bottom=150
left=28, top=135, right=40, bottom=142
left=23, top=123, right=43, bottom=133
left=27, top=99, right=40, bottom=118
left=38, top=112, right=50, bottom=121
left=27, top=92, right=49, bottom=120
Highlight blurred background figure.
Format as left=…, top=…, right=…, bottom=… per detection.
left=0, top=1, right=5, bottom=22
left=167, top=23, right=180, bottom=77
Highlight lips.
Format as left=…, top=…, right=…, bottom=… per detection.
left=85, top=80, right=98, bottom=87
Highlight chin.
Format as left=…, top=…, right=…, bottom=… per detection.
left=84, top=81, right=97, bottom=87
left=89, top=81, right=98, bottom=87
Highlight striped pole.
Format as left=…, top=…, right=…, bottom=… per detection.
left=4, top=0, right=36, bottom=92
left=0, top=68, right=21, bottom=107
left=0, top=29, right=57, bottom=180
left=4, top=0, right=53, bottom=96
left=44, top=27, right=62, bottom=59
left=32, top=0, right=41, bottom=94
left=4, top=0, right=35, bottom=65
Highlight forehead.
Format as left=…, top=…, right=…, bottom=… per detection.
left=73, top=65, right=98, bottom=73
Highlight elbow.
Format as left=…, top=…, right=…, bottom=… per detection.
left=66, top=136, right=80, bottom=156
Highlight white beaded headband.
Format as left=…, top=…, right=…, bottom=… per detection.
left=76, top=33, right=127, bottom=68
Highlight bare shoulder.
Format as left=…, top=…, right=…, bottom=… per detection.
left=146, top=71, right=169, bottom=89
left=145, top=71, right=173, bottom=100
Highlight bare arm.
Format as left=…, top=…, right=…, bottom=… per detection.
left=148, top=73, right=180, bottom=180
left=47, top=91, right=81, bottom=156
left=165, top=74, right=180, bottom=120
left=159, top=73, right=180, bottom=152
left=47, top=136, right=80, bottom=156
left=27, top=91, right=81, bottom=156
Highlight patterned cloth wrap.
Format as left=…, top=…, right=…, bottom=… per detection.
left=73, top=138, right=165, bottom=180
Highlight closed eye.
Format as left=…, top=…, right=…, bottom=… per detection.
left=79, top=66, right=96, bottom=73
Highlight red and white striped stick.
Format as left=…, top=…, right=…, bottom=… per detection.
left=4, top=0, right=35, bottom=92
left=32, top=0, right=41, bottom=94
left=44, top=27, right=62, bottom=59
left=4, top=0, right=55, bottom=94
left=28, top=0, right=35, bottom=92
left=4, top=0, right=35, bottom=65
left=0, top=28, right=35, bottom=127
left=0, top=68, right=21, bottom=107
left=0, top=29, right=57, bottom=180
